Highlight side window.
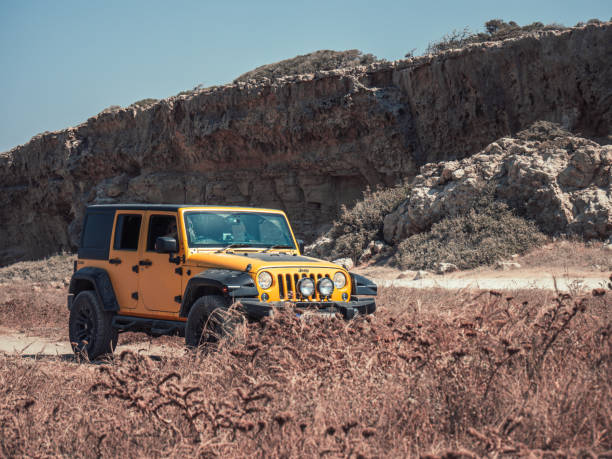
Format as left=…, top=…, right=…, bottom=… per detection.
left=147, top=215, right=178, bottom=251
left=113, top=214, right=142, bottom=251
left=81, top=213, right=114, bottom=249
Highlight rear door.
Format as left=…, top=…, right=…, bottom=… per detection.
left=138, top=212, right=183, bottom=313
left=107, top=211, right=144, bottom=310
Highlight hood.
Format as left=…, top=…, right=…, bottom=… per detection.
left=185, top=250, right=342, bottom=273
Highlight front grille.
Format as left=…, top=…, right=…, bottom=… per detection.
left=276, top=272, right=331, bottom=302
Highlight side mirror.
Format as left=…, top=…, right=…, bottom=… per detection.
left=297, top=239, right=305, bottom=255
left=155, top=236, right=178, bottom=253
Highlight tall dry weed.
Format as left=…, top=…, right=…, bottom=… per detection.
left=0, top=286, right=610, bottom=457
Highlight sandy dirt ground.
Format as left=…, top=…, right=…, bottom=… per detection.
left=0, top=326, right=184, bottom=359
left=354, top=265, right=611, bottom=291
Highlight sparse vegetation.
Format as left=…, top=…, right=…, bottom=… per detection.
left=515, top=239, right=612, bottom=272
left=234, top=49, right=380, bottom=84
left=177, top=83, right=205, bottom=97
left=98, top=105, right=122, bottom=115
left=0, top=285, right=610, bottom=456
left=325, top=184, right=409, bottom=261
left=129, top=98, right=159, bottom=108
left=396, top=193, right=547, bottom=270
left=424, top=19, right=570, bottom=54
left=0, top=252, right=74, bottom=284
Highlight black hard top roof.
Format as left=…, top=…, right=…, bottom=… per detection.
left=86, top=204, right=282, bottom=212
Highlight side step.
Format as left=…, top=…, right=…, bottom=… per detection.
left=112, top=315, right=186, bottom=337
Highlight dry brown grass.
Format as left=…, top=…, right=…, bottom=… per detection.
left=516, top=240, right=612, bottom=272
left=0, top=281, right=67, bottom=337
left=0, top=252, right=75, bottom=284
left=1, top=284, right=610, bottom=457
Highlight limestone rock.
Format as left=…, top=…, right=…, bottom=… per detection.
left=436, top=263, right=458, bottom=274
left=384, top=122, right=612, bottom=244
left=304, top=237, right=333, bottom=258
left=332, top=258, right=354, bottom=270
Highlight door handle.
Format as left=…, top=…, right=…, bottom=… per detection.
left=139, top=260, right=152, bottom=266
left=109, top=258, right=122, bottom=265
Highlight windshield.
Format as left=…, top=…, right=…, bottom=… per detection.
left=183, top=211, right=296, bottom=249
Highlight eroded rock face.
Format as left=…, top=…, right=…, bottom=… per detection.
left=0, top=23, right=610, bottom=264
left=383, top=122, right=612, bottom=243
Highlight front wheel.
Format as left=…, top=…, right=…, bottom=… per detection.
left=68, top=290, right=117, bottom=360
left=185, top=295, right=242, bottom=349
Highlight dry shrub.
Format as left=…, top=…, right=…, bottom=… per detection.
left=425, top=19, right=570, bottom=55
left=324, top=184, right=409, bottom=261
left=0, top=281, right=67, bottom=337
left=516, top=239, right=612, bottom=271
left=0, top=252, right=74, bottom=283
left=1, top=286, right=610, bottom=457
left=234, top=49, right=379, bottom=83
left=396, top=194, right=547, bottom=270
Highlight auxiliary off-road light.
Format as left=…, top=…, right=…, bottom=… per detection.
left=297, top=277, right=315, bottom=297
left=257, top=271, right=273, bottom=290
left=333, top=272, right=347, bottom=289
left=317, top=277, right=334, bottom=297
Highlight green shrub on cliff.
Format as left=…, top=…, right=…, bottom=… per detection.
left=395, top=193, right=547, bottom=271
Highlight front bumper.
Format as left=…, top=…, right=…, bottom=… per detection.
left=237, top=297, right=376, bottom=320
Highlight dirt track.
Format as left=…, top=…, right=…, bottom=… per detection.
left=0, top=326, right=183, bottom=358
left=373, top=274, right=609, bottom=291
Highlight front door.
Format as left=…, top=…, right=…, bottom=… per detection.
left=107, top=211, right=144, bottom=311
left=138, top=212, right=183, bottom=313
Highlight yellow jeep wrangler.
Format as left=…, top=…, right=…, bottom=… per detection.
left=68, top=205, right=377, bottom=358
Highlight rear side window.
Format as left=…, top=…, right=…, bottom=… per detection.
left=113, top=214, right=142, bottom=250
left=79, top=210, right=115, bottom=260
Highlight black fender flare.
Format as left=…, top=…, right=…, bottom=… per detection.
left=179, top=268, right=258, bottom=318
left=69, top=267, right=119, bottom=312
left=349, top=273, right=378, bottom=296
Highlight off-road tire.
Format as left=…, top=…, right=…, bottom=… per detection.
left=69, top=290, right=117, bottom=360
left=185, top=295, right=241, bottom=348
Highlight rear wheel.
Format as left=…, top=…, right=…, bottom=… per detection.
left=69, top=290, right=117, bottom=360
left=185, top=295, right=241, bottom=348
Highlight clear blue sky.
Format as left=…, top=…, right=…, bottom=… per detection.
left=0, top=0, right=609, bottom=152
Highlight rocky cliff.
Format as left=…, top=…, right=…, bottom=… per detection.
left=0, top=23, right=610, bottom=265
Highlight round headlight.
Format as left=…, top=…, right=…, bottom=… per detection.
left=257, top=271, right=273, bottom=290
left=317, top=277, right=334, bottom=297
left=333, top=272, right=347, bottom=289
left=297, top=277, right=315, bottom=297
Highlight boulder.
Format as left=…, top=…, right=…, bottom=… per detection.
left=332, top=258, right=354, bottom=270
left=436, top=263, right=458, bottom=274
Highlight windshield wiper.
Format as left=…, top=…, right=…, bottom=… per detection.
left=263, top=245, right=294, bottom=253
left=216, top=243, right=253, bottom=253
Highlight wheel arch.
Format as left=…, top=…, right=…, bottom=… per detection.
left=180, top=279, right=226, bottom=318
left=69, top=267, right=120, bottom=312
left=179, top=269, right=257, bottom=318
